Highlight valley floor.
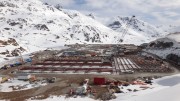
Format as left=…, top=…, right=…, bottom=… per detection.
left=27, top=74, right=180, bottom=101
left=0, top=71, right=179, bottom=101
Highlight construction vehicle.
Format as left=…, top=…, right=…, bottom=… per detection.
left=29, top=75, right=37, bottom=83
left=119, top=15, right=135, bottom=42
left=0, top=76, right=10, bottom=83
left=46, top=77, right=56, bottom=83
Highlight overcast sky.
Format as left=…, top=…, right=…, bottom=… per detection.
left=41, top=0, right=180, bottom=25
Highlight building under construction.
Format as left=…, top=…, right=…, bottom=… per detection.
left=18, top=44, right=173, bottom=74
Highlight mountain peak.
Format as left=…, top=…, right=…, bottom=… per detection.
left=107, top=16, right=166, bottom=44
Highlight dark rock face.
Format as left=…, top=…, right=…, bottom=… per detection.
left=140, top=43, right=148, bottom=49
left=11, top=49, right=19, bottom=56
left=166, top=54, right=180, bottom=66
left=0, top=38, right=26, bottom=57
left=7, top=38, right=19, bottom=46
left=34, top=24, right=49, bottom=31
left=149, top=41, right=173, bottom=49
left=0, top=50, right=9, bottom=55
left=108, top=21, right=122, bottom=29
left=0, top=38, right=18, bottom=46
left=4, top=28, right=10, bottom=30
left=108, top=17, right=144, bottom=32
left=110, top=21, right=121, bottom=26
left=0, top=1, right=18, bottom=8
left=87, top=13, right=95, bottom=19
left=9, top=22, right=20, bottom=26
left=55, top=4, right=62, bottom=11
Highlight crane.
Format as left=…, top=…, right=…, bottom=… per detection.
left=119, top=15, right=135, bottom=42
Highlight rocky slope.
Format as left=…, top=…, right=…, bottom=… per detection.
left=0, top=37, right=25, bottom=61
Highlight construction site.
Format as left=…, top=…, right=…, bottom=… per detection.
left=0, top=16, right=179, bottom=101
left=0, top=44, right=179, bottom=101
left=14, top=16, right=173, bottom=75
left=16, top=44, right=173, bottom=75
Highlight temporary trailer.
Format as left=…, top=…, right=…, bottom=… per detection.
left=94, top=77, right=105, bottom=85
left=17, top=74, right=35, bottom=81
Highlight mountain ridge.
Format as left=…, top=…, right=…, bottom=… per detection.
left=0, top=0, right=121, bottom=58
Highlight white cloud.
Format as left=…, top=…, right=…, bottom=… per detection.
left=163, top=11, right=179, bottom=17
left=41, top=0, right=180, bottom=25
left=152, top=12, right=180, bottom=25
left=151, top=0, right=180, bottom=8
left=84, top=0, right=180, bottom=25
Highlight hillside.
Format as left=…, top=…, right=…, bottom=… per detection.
left=167, top=32, right=180, bottom=42
left=0, top=0, right=178, bottom=61
left=131, top=74, right=180, bottom=101
left=108, top=16, right=166, bottom=45
left=0, top=0, right=121, bottom=59
left=145, top=38, right=180, bottom=59
left=157, top=25, right=180, bottom=34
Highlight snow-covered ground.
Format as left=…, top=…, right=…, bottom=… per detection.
left=28, top=96, right=95, bottom=101
left=27, top=74, right=180, bottom=101
left=113, top=74, right=180, bottom=101
left=0, top=78, right=47, bottom=92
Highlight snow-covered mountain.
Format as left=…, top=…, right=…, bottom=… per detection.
left=166, top=32, right=180, bottom=42
left=0, top=0, right=122, bottom=58
left=35, top=0, right=172, bottom=46
left=157, top=25, right=180, bottom=33
left=108, top=16, right=166, bottom=45
left=170, top=26, right=180, bottom=33
left=1, top=0, right=178, bottom=61
left=160, top=24, right=180, bottom=43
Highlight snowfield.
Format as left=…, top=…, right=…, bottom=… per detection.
left=129, top=74, right=180, bottom=101
left=0, top=78, right=47, bottom=92
left=27, top=74, right=180, bottom=101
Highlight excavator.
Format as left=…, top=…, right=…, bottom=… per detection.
left=119, top=15, right=135, bottom=43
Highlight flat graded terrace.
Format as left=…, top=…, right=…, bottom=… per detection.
left=18, top=55, right=173, bottom=75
